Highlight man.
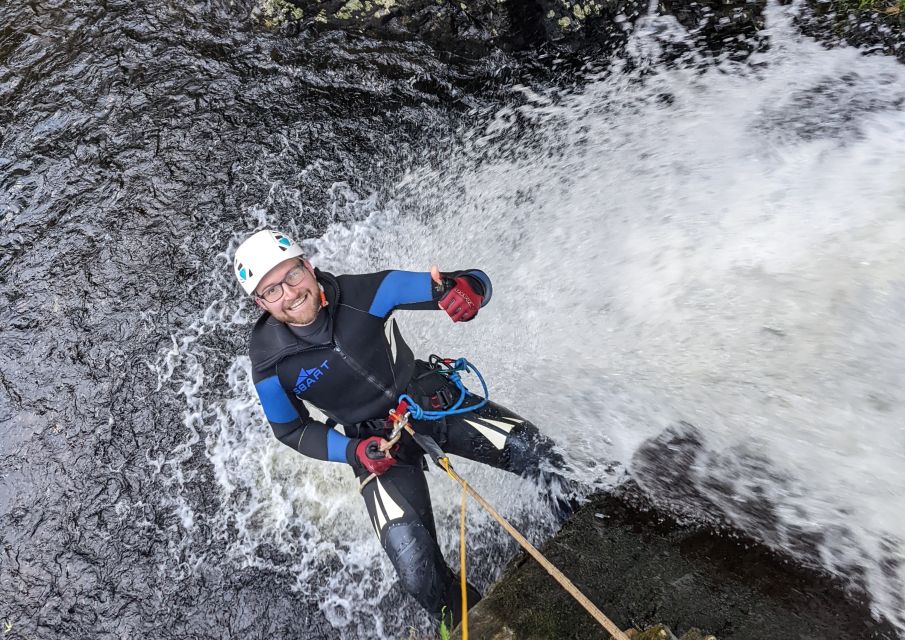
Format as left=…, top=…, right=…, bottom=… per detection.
left=234, top=229, right=562, bottom=626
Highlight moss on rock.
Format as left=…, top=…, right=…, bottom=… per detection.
left=256, top=0, right=305, bottom=27
left=250, top=0, right=904, bottom=60
left=627, top=624, right=717, bottom=640
left=334, top=0, right=363, bottom=19
left=451, top=491, right=896, bottom=640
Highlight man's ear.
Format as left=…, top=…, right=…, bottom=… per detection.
left=303, top=258, right=314, bottom=271
left=254, top=297, right=267, bottom=310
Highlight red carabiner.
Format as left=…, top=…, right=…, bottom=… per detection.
left=393, top=399, right=409, bottom=420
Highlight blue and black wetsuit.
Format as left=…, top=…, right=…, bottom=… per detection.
left=250, top=267, right=562, bottom=624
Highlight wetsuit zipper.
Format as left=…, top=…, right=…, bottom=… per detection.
left=332, top=340, right=396, bottom=402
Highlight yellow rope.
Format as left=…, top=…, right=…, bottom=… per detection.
left=441, top=458, right=469, bottom=637
left=437, top=456, right=629, bottom=640
left=458, top=472, right=469, bottom=640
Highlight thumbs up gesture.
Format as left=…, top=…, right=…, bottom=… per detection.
left=431, top=265, right=483, bottom=323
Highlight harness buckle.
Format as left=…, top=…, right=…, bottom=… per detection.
left=430, top=388, right=454, bottom=410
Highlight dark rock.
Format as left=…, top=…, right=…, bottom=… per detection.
left=267, top=0, right=512, bottom=55
left=264, top=0, right=763, bottom=65
left=267, top=0, right=651, bottom=54
left=452, top=492, right=897, bottom=640
left=629, top=623, right=680, bottom=640
left=627, top=624, right=716, bottom=640
left=262, top=0, right=904, bottom=65
left=659, top=0, right=768, bottom=59
left=792, top=0, right=905, bottom=61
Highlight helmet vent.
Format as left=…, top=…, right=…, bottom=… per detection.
left=236, top=264, right=254, bottom=281
left=274, top=234, right=291, bottom=250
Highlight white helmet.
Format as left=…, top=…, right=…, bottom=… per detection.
left=234, top=229, right=304, bottom=295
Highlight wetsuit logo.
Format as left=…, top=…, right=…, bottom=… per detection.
left=294, top=360, right=331, bottom=394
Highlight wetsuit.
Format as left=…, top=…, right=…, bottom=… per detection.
left=249, top=268, right=560, bottom=623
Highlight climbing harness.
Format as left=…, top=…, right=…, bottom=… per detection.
left=358, top=356, right=488, bottom=492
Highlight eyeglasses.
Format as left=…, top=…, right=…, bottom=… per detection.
left=255, top=262, right=309, bottom=303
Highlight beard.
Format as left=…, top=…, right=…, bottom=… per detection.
left=270, top=285, right=321, bottom=326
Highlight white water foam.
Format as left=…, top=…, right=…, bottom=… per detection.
left=157, top=2, right=905, bottom=636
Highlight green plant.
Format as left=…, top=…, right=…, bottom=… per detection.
left=438, top=607, right=451, bottom=640
left=842, top=0, right=903, bottom=13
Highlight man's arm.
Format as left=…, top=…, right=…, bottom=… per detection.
left=252, top=372, right=358, bottom=465
left=363, top=268, right=492, bottom=318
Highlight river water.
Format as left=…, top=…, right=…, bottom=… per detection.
left=2, top=0, right=904, bottom=638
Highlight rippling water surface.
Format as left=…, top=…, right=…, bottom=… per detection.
left=1, top=1, right=508, bottom=636
left=3, top=0, right=905, bottom=638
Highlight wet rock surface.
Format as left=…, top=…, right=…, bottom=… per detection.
left=629, top=624, right=716, bottom=640
left=269, top=0, right=771, bottom=61
left=272, top=0, right=647, bottom=55
left=270, top=0, right=903, bottom=62
left=793, top=0, right=905, bottom=61
left=455, top=489, right=898, bottom=639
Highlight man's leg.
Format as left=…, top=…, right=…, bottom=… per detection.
left=429, top=398, right=577, bottom=519
left=358, top=460, right=480, bottom=625
left=405, top=360, right=563, bottom=477
left=438, top=398, right=566, bottom=477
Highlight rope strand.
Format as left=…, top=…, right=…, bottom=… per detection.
left=458, top=474, right=469, bottom=640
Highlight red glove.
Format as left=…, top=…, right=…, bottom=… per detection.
left=355, top=436, right=397, bottom=475
left=438, top=276, right=484, bottom=322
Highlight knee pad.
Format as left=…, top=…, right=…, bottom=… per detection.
left=384, top=522, right=453, bottom=618
left=503, top=423, right=562, bottom=476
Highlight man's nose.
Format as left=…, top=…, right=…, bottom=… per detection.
left=282, top=280, right=302, bottom=295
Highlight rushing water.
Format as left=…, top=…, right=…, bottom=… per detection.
left=3, top=0, right=905, bottom=637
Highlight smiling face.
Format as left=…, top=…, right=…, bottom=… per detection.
left=254, top=258, right=322, bottom=326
